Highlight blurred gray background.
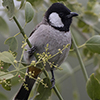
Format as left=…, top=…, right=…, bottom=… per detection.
left=0, top=0, right=94, bottom=100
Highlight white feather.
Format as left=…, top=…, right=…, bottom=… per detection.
left=49, top=12, right=64, bottom=27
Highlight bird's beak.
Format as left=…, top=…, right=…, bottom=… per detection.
left=66, top=12, right=78, bottom=18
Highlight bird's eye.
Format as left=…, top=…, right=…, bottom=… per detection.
left=59, top=13, right=64, bottom=17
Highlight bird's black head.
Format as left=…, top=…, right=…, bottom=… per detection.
left=45, top=3, right=78, bottom=32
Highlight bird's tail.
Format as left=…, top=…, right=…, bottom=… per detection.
left=14, top=66, right=41, bottom=100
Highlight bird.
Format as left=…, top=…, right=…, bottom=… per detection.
left=14, top=3, right=78, bottom=100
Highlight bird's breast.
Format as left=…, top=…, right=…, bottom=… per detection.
left=24, top=25, right=71, bottom=70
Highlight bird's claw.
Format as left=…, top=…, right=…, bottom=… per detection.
left=28, top=46, right=36, bottom=58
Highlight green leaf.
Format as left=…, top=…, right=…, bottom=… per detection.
left=12, top=64, right=26, bottom=86
left=86, top=73, right=100, bottom=100
left=0, top=61, right=11, bottom=71
left=35, top=78, right=52, bottom=100
left=93, top=54, right=100, bottom=66
left=0, top=51, right=15, bottom=64
left=25, top=2, right=34, bottom=23
left=85, top=35, right=100, bottom=54
left=83, top=11, right=98, bottom=26
left=0, top=71, right=14, bottom=80
left=87, top=0, right=96, bottom=10
left=95, top=67, right=100, bottom=82
left=2, top=0, right=15, bottom=18
left=0, top=16, right=9, bottom=37
left=4, top=37, right=18, bottom=51
left=0, top=92, right=8, bottom=100
left=26, top=0, right=43, bottom=7
left=82, top=26, right=90, bottom=33
left=0, top=71, right=12, bottom=91
left=77, top=19, right=86, bottom=28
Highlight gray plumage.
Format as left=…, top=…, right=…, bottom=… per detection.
left=24, top=17, right=71, bottom=70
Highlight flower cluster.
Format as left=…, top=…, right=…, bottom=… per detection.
left=9, top=50, right=17, bottom=57
left=36, top=77, right=48, bottom=88
left=0, top=79, right=11, bottom=88
left=18, top=74, right=24, bottom=82
left=19, top=43, right=70, bottom=91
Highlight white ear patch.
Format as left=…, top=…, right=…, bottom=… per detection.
left=49, top=12, right=64, bottom=27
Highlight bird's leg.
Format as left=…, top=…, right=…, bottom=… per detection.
left=50, top=69, right=55, bottom=89
left=28, top=46, right=36, bottom=58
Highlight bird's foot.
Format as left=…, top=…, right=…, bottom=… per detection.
left=28, top=46, right=36, bottom=58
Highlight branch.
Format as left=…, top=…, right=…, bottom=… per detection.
left=71, top=29, right=88, bottom=81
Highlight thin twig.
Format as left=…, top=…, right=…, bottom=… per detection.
left=71, top=29, right=88, bottom=81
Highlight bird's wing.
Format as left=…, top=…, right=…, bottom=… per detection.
left=29, top=22, right=43, bottom=37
